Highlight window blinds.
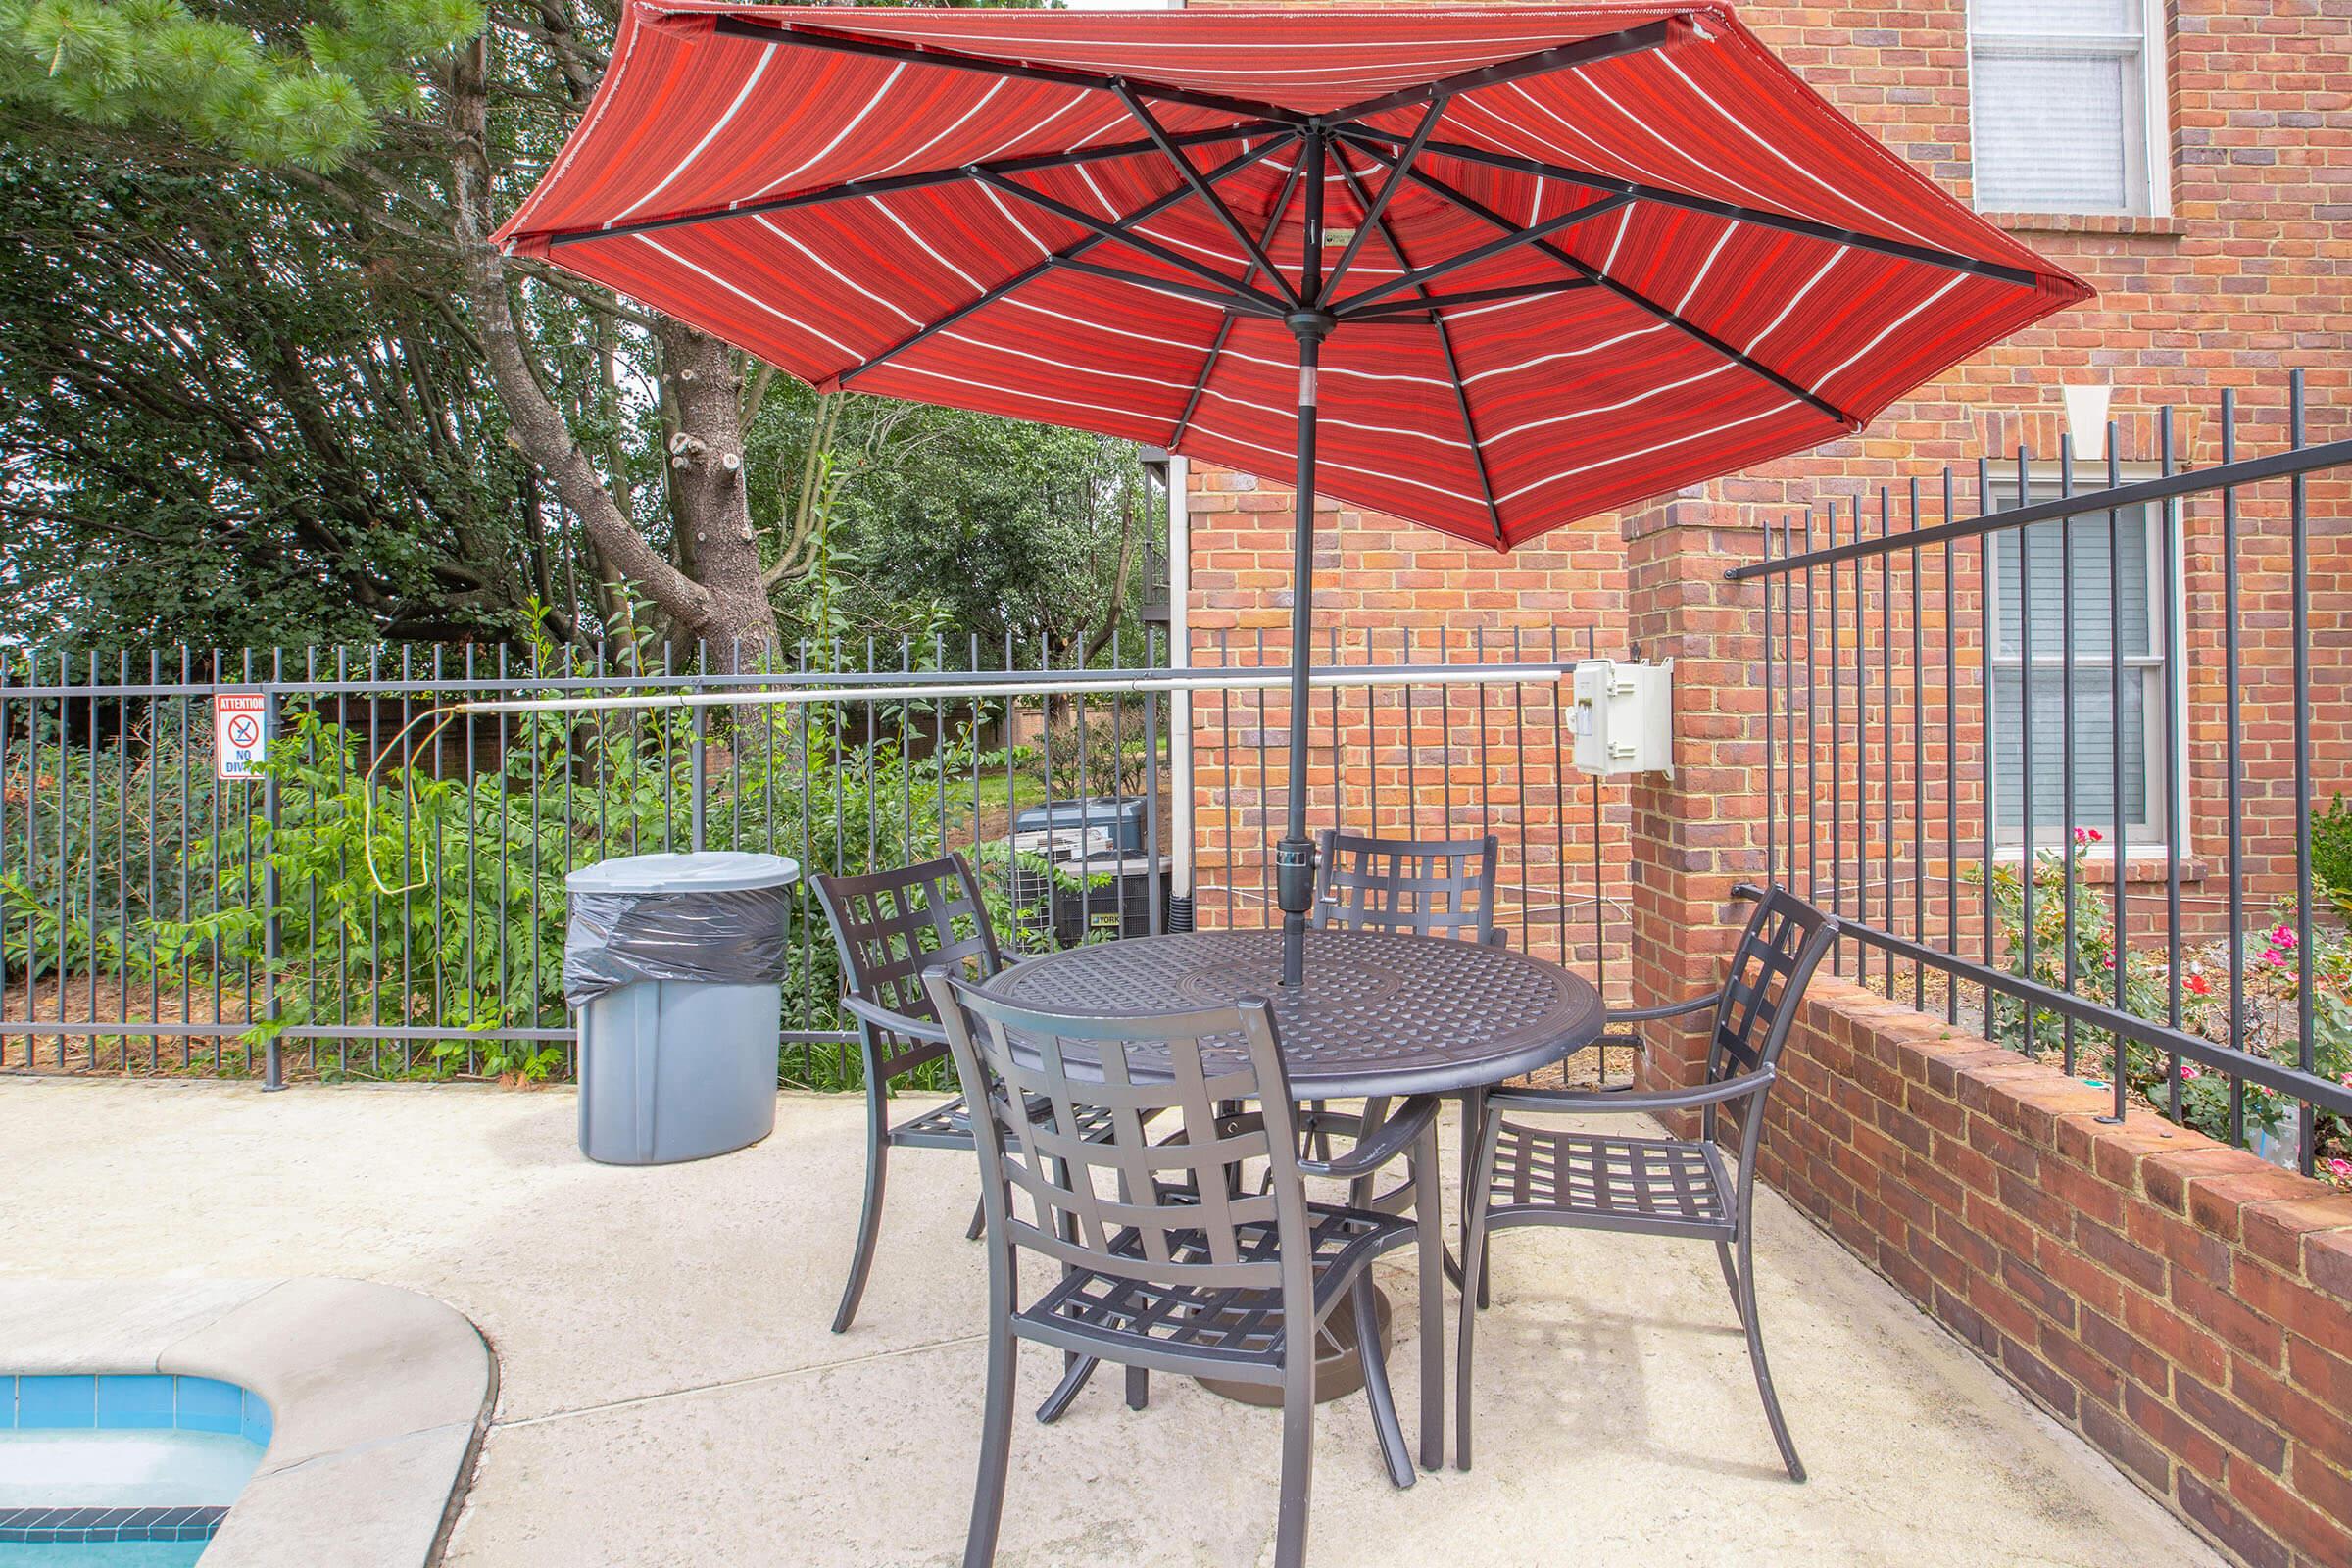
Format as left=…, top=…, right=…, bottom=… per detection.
left=1970, top=0, right=2145, bottom=214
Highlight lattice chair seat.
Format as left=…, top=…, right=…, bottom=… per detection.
left=890, top=1092, right=1120, bottom=1152
left=1023, top=1203, right=1415, bottom=1375
left=1482, top=1124, right=1731, bottom=1235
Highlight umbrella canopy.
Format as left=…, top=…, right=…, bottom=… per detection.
left=498, top=3, right=2085, bottom=548
left=498, top=3, right=2088, bottom=981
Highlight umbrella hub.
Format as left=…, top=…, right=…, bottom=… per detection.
left=1284, top=309, right=1336, bottom=346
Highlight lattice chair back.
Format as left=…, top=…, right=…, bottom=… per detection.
left=1701, top=888, right=1838, bottom=1145
left=813, top=854, right=1004, bottom=1080
left=1313, top=830, right=1499, bottom=944
left=924, top=972, right=1319, bottom=1323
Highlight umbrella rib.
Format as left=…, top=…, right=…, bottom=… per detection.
left=1113, top=84, right=1300, bottom=309
left=1340, top=127, right=2045, bottom=288
left=1319, top=96, right=1446, bottom=303
left=1324, top=17, right=1683, bottom=124
left=833, top=134, right=1297, bottom=390
left=710, top=15, right=1308, bottom=128
left=1343, top=279, right=1596, bottom=320
left=536, top=122, right=1288, bottom=250
left=1331, top=148, right=1506, bottom=547
left=1173, top=154, right=1307, bottom=447
left=974, top=170, right=1294, bottom=317
left=1348, top=141, right=1860, bottom=429
left=1325, top=192, right=1634, bottom=317
left=1052, top=257, right=1288, bottom=318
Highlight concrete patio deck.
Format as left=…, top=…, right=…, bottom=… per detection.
left=0, top=1078, right=2220, bottom=1567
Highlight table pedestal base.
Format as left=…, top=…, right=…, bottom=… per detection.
left=1196, top=1285, right=1394, bottom=1405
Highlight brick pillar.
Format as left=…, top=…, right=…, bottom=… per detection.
left=1621, top=494, right=1772, bottom=1112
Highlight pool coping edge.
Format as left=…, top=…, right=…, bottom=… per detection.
left=0, top=1279, right=494, bottom=1568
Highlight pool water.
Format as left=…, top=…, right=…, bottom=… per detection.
left=0, top=1545, right=208, bottom=1566
left=0, top=1376, right=271, bottom=1564
left=0, top=1430, right=268, bottom=1509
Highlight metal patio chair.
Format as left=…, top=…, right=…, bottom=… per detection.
left=1312, top=829, right=1501, bottom=945
left=1306, top=829, right=1498, bottom=1191
left=1454, top=888, right=1838, bottom=1480
left=813, top=854, right=1061, bottom=1334
left=923, top=969, right=1443, bottom=1568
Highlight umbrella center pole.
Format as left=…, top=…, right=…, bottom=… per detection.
left=1277, top=308, right=1336, bottom=988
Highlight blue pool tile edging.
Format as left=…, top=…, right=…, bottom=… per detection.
left=4, top=1373, right=271, bottom=1449
left=0, top=1504, right=229, bottom=1544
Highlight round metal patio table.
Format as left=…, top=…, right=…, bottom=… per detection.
left=984, top=927, right=1605, bottom=1099
left=985, top=927, right=1604, bottom=1440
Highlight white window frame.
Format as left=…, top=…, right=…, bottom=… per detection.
left=1965, top=0, right=2172, bottom=219
left=1984, top=469, right=2185, bottom=856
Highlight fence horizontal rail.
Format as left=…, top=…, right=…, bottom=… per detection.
left=1728, top=428, right=2352, bottom=580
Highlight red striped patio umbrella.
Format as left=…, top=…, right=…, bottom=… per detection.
left=497, top=3, right=2087, bottom=984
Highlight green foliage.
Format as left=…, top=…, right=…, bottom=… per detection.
left=0, top=0, right=478, bottom=168
left=2311, top=793, right=2352, bottom=917
left=1, top=713, right=237, bottom=984
left=0, top=140, right=538, bottom=647
left=767, top=400, right=1152, bottom=654
left=1979, top=837, right=2351, bottom=1180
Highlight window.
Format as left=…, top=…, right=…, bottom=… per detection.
left=1968, top=0, right=2166, bottom=216
left=1985, top=483, right=2175, bottom=851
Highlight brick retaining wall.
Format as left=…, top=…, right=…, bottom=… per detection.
left=1762, top=975, right=2352, bottom=1568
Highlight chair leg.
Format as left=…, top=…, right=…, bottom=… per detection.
left=1273, top=1355, right=1316, bottom=1568
left=965, top=1320, right=1019, bottom=1567
left=1348, top=1096, right=1392, bottom=1208
left=1736, top=1228, right=1805, bottom=1483
left=1454, top=1102, right=1502, bottom=1473
left=1412, top=1119, right=1444, bottom=1471
left=1350, top=1271, right=1415, bottom=1490
left=1457, top=1088, right=1492, bottom=1310
left=1716, top=1238, right=1744, bottom=1328
left=831, top=1097, right=891, bottom=1335
left=1034, top=1355, right=1098, bottom=1424
left=965, top=1195, right=986, bottom=1242
left=1125, top=1365, right=1149, bottom=1411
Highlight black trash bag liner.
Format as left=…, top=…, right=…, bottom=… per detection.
left=564, top=886, right=791, bottom=1005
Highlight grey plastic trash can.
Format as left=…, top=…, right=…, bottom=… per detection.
left=564, top=851, right=801, bottom=1165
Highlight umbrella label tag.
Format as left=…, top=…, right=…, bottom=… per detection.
left=1298, top=367, right=1318, bottom=407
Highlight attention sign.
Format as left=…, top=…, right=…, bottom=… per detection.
left=214, top=692, right=268, bottom=782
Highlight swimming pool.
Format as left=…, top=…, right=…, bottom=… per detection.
left=0, top=1375, right=271, bottom=1565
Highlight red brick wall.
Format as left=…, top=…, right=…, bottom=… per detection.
left=1767, top=977, right=2352, bottom=1568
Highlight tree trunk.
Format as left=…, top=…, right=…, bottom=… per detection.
left=445, top=37, right=714, bottom=641
left=656, top=319, right=777, bottom=672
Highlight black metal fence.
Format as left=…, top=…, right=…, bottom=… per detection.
left=1735, top=372, right=2352, bottom=1179
left=0, top=627, right=1618, bottom=1091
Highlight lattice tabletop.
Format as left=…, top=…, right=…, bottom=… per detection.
left=986, top=929, right=1604, bottom=1099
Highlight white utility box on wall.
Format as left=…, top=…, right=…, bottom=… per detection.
left=1570, top=658, right=1674, bottom=779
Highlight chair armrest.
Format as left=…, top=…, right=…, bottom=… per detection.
left=841, top=993, right=949, bottom=1047
left=1297, top=1095, right=1441, bottom=1180
left=1605, top=991, right=1722, bottom=1026
left=1483, top=1068, right=1773, bottom=1118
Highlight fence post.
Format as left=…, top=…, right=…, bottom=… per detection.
left=690, top=699, right=708, bottom=854
left=260, top=681, right=282, bottom=1093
